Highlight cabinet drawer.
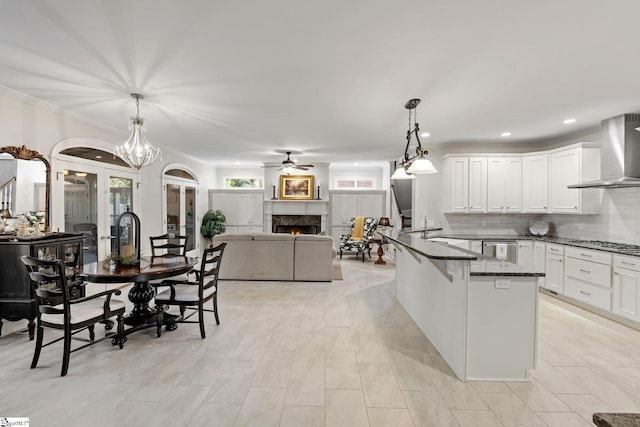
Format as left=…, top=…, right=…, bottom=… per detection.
left=546, top=244, right=564, bottom=255
left=564, top=278, right=612, bottom=310
left=565, top=257, right=612, bottom=287
left=565, top=246, right=612, bottom=265
left=614, top=254, right=640, bottom=271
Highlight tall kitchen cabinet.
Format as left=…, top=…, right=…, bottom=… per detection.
left=487, top=157, right=522, bottom=213
left=468, top=158, right=487, bottom=213
left=522, top=154, right=549, bottom=213
left=208, top=190, right=264, bottom=232
left=443, top=157, right=469, bottom=213
left=329, top=190, right=386, bottom=249
left=444, top=156, right=521, bottom=213
left=549, top=145, right=601, bottom=214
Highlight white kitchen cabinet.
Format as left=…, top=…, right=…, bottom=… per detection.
left=443, top=157, right=469, bottom=213
left=563, top=247, right=612, bottom=311
left=468, top=157, right=487, bottom=213
left=533, top=241, right=546, bottom=288
left=612, top=255, right=640, bottom=322
left=549, top=145, right=601, bottom=214
left=209, top=190, right=264, bottom=230
left=545, top=244, right=564, bottom=293
left=487, top=157, right=522, bottom=213
left=517, top=240, right=533, bottom=266
left=522, top=154, right=549, bottom=213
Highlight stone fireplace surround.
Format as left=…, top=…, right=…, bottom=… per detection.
left=272, top=214, right=321, bottom=234
left=264, top=200, right=329, bottom=235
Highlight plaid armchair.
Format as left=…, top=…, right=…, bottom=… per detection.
left=339, top=217, right=379, bottom=262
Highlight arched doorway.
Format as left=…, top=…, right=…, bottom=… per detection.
left=51, top=139, right=139, bottom=264
left=162, top=165, right=199, bottom=257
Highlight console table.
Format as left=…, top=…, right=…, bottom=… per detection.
left=0, top=233, right=84, bottom=339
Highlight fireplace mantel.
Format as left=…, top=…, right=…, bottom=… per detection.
left=264, top=200, right=329, bottom=234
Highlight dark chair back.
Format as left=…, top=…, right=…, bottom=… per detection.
left=149, top=233, right=189, bottom=263
left=20, top=256, right=71, bottom=319
left=198, top=242, right=226, bottom=298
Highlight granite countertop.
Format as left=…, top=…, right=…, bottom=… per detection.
left=439, top=234, right=640, bottom=257
left=469, top=259, right=545, bottom=277
left=378, top=229, right=477, bottom=261
left=593, top=412, right=640, bottom=427
left=378, top=229, right=544, bottom=277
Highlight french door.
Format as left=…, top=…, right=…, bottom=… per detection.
left=52, top=159, right=139, bottom=265
left=163, top=177, right=198, bottom=257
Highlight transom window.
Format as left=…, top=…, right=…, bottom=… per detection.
left=223, top=176, right=264, bottom=189
left=333, top=176, right=377, bottom=189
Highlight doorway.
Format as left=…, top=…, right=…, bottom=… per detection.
left=163, top=168, right=198, bottom=257
left=53, top=151, right=138, bottom=266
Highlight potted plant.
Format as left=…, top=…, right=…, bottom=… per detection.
left=200, top=209, right=226, bottom=247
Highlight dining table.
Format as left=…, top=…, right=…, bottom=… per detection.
left=79, top=255, right=197, bottom=337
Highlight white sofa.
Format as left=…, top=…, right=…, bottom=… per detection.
left=212, top=232, right=334, bottom=281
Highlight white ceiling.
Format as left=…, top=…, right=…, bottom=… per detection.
left=2, top=1, right=640, bottom=166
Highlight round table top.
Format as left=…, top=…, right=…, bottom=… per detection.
left=80, top=256, right=197, bottom=283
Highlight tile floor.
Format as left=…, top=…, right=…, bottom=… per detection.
left=1, top=257, right=640, bottom=426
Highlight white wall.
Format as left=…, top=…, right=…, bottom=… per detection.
left=0, top=88, right=221, bottom=336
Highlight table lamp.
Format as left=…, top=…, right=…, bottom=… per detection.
left=378, top=217, right=390, bottom=230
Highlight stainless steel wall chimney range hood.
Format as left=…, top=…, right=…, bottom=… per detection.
left=568, top=113, right=640, bottom=188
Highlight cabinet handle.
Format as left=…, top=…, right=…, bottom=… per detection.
left=580, top=253, right=592, bottom=258
left=544, top=206, right=547, bottom=209
left=574, top=206, right=578, bottom=209
left=579, top=269, right=591, bottom=274
left=621, top=261, right=636, bottom=267
left=614, top=272, right=619, bottom=275
left=580, top=290, right=592, bottom=296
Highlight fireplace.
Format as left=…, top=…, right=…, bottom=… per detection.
left=276, top=225, right=318, bottom=235
left=272, top=215, right=321, bottom=235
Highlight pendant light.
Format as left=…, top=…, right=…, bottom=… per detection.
left=394, top=98, right=437, bottom=177
left=391, top=164, right=415, bottom=179
left=114, top=94, right=161, bottom=169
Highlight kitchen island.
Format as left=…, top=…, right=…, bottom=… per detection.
left=379, top=229, right=544, bottom=382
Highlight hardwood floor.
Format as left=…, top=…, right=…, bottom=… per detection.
left=1, top=258, right=639, bottom=426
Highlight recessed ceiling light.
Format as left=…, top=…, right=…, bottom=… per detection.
left=563, top=118, right=576, bottom=124
left=501, top=132, right=511, bottom=137
left=420, top=132, right=430, bottom=138
left=234, top=162, right=240, bottom=165
left=353, top=162, right=359, bottom=166
left=95, top=155, right=102, bottom=159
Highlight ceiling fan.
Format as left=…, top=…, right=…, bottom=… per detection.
left=265, top=151, right=314, bottom=174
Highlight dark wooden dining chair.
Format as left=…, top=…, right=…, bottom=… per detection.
left=149, top=233, right=189, bottom=263
left=154, top=243, right=226, bottom=338
left=20, top=255, right=126, bottom=377
left=149, top=233, right=197, bottom=288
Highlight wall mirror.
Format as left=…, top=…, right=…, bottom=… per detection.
left=0, top=145, right=50, bottom=231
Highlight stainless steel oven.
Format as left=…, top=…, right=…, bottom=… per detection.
left=482, top=240, right=518, bottom=263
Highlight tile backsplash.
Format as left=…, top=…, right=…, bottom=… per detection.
left=442, top=187, right=640, bottom=244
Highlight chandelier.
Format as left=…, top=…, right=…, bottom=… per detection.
left=391, top=98, right=437, bottom=179
left=114, top=94, right=161, bottom=169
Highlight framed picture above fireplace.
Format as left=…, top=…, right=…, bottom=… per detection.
left=280, top=175, right=314, bottom=200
